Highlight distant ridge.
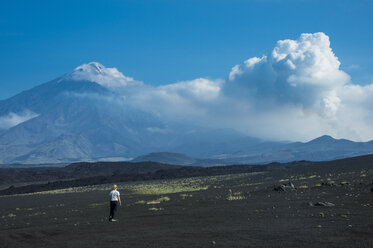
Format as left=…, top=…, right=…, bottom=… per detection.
left=131, top=152, right=226, bottom=166
left=132, top=152, right=196, bottom=166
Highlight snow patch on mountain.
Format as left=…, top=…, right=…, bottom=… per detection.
left=64, top=62, right=143, bottom=89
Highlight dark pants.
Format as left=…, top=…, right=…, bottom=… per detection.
left=109, top=201, right=118, bottom=220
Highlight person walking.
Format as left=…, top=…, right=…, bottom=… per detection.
left=109, top=184, right=121, bottom=222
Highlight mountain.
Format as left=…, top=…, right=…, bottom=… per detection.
left=0, top=62, right=372, bottom=164
left=0, top=63, right=166, bottom=163
left=281, top=135, right=373, bottom=161
left=0, top=63, right=271, bottom=164
left=218, top=135, right=373, bottom=164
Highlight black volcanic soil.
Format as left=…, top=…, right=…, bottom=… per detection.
left=1, top=156, right=373, bottom=247
left=0, top=160, right=295, bottom=195
left=0, top=161, right=182, bottom=185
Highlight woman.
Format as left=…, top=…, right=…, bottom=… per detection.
left=109, top=184, right=121, bottom=222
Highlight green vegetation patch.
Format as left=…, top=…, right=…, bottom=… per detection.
left=180, top=193, right=193, bottom=199
left=146, top=196, right=170, bottom=205
left=88, top=202, right=107, bottom=207
left=2, top=213, right=16, bottom=218
left=227, top=189, right=246, bottom=201
left=298, top=185, right=308, bottom=189
left=129, top=179, right=209, bottom=195
left=148, top=207, right=164, bottom=211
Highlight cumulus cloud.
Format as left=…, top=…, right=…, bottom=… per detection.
left=227, top=33, right=350, bottom=112
left=222, top=32, right=373, bottom=141
left=0, top=110, right=39, bottom=129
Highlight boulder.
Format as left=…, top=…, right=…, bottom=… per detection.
left=274, top=182, right=295, bottom=191
left=313, top=201, right=335, bottom=207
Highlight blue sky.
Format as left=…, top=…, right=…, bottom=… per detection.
left=0, top=0, right=372, bottom=100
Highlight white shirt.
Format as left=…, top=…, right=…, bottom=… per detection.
left=110, top=190, right=120, bottom=201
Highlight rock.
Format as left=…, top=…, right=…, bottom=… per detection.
left=314, top=201, right=335, bottom=207
left=285, top=181, right=295, bottom=189
left=274, top=181, right=296, bottom=191
left=340, top=182, right=349, bottom=186
left=274, top=185, right=285, bottom=191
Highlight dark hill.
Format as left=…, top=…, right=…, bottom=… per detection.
left=132, top=152, right=196, bottom=166
left=62, top=161, right=181, bottom=177
left=0, top=161, right=181, bottom=186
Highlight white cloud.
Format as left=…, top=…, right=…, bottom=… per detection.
left=220, top=32, right=373, bottom=141
left=0, top=110, right=39, bottom=129
left=158, top=78, right=223, bottom=101
left=227, top=32, right=350, bottom=109
left=69, top=33, right=373, bottom=142
left=65, top=62, right=143, bottom=89
left=126, top=78, right=223, bottom=122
